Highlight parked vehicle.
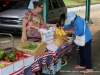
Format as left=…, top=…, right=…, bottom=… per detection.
left=0, top=0, right=67, bottom=33
left=0, top=1, right=18, bottom=13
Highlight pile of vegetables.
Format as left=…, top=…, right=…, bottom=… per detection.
left=0, top=50, right=25, bottom=62
left=0, top=50, right=5, bottom=60
left=0, top=62, right=6, bottom=67
left=67, top=28, right=75, bottom=37
left=22, top=43, right=37, bottom=50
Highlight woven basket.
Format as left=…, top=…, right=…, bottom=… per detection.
left=54, top=35, right=66, bottom=46
left=54, top=23, right=66, bottom=46
left=16, top=26, right=47, bottom=59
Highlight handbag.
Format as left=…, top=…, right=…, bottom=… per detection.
left=74, top=20, right=86, bottom=46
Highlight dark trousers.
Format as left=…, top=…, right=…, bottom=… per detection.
left=79, top=39, right=92, bottom=69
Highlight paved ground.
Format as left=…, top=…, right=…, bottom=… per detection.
left=0, top=8, right=100, bottom=75
left=75, top=8, right=100, bottom=24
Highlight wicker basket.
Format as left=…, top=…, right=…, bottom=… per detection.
left=16, top=26, right=47, bottom=59
left=54, top=23, right=66, bottom=46
left=54, top=36, right=66, bottom=46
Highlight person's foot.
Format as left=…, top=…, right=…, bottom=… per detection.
left=75, top=65, right=85, bottom=69
left=61, top=61, right=68, bottom=67
left=82, top=69, right=93, bottom=73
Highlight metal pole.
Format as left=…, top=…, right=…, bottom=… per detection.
left=42, top=0, right=48, bottom=23
left=85, top=0, right=90, bottom=22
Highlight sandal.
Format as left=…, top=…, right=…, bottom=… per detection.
left=61, top=61, right=68, bottom=67
left=75, top=65, right=85, bottom=69
left=82, top=69, right=93, bottom=73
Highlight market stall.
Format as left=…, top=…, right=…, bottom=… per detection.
left=0, top=26, right=78, bottom=75
left=0, top=33, right=35, bottom=75
left=12, top=39, right=77, bottom=75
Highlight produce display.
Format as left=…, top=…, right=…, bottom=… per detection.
left=0, top=62, right=11, bottom=68
left=0, top=51, right=5, bottom=60
left=0, top=62, right=6, bottom=67
left=55, top=28, right=66, bottom=36
left=67, top=28, right=74, bottom=31
left=54, top=28, right=66, bottom=36
left=22, top=43, right=37, bottom=50
left=54, top=23, right=66, bottom=36
left=67, top=28, right=75, bottom=37
left=66, top=39, right=72, bottom=43
left=5, top=52, right=16, bottom=62
left=54, top=24, right=75, bottom=43
left=0, top=50, right=26, bottom=62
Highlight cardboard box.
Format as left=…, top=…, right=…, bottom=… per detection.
left=0, top=68, right=1, bottom=75
left=13, top=59, right=24, bottom=72
left=42, top=63, right=56, bottom=75
left=23, top=54, right=34, bottom=67
left=0, top=62, right=13, bottom=75
left=54, top=58, right=62, bottom=72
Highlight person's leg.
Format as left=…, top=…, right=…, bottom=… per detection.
left=79, top=46, right=85, bottom=66
left=82, top=39, right=93, bottom=73
left=75, top=46, right=85, bottom=69
left=83, top=39, right=92, bottom=69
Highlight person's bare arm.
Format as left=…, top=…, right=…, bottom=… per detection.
left=22, top=18, right=28, bottom=41
left=46, top=23, right=56, bottom=28
left=39, top=14, right=56, bottom=28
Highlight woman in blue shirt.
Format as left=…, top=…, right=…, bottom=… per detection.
left=63, top=12, right=93, bottom=73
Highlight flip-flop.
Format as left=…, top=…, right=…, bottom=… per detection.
left=75, top=65, right=85, bottom=69
left=61, top=61, right=68, bottom=67
left=82, top=69, right=93, bottom=73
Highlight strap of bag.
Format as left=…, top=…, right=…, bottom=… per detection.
left=84, top=20, right=86, bottom=34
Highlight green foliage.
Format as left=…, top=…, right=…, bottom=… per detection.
left=22, top=43, right=37, bottom=50
left=63, top=0, right=100, bottom=6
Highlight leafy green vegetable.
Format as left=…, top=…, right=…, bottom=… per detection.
left=0, top=51, right=5, bottom=60
left=22, top=43, right=37, bottom=50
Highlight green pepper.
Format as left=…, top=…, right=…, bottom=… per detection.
left=6, top=52, right=16, bottom=62
left=0, top=50, right=5, bottom=60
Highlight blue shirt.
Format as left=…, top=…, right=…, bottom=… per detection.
left=64, top=16, right=92, bottom=43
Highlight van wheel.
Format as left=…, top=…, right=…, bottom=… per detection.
left=59, top=16, right=65, bottom=26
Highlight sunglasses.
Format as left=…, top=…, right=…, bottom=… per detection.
left=40, top=6, right=44, bottom=9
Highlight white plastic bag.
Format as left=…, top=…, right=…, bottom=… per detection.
left=74, top=35, right=85, bottom=46
left=74, top=20, right=86, bottom=46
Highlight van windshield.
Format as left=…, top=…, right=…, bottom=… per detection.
left=13, top=1, right=30, bottom=9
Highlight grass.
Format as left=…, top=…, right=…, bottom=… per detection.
left=91, top=0, right=100, bottom=3
left=63, top=0, right=100, bottom=6
left=63, top=0, right=79, bottom=6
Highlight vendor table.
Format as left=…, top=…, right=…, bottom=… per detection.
left=31, top=43, right=77, bottom=73
left=5, top=40, right=78, bottom=75
left=15, top=40, right=78, bottom=75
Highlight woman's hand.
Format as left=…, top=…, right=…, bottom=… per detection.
left=21, top=32, right=27, bottom=42
left=51, top=24, right=56, bottom=28
left=23, top=36, right=27, bottom=41
left=46, top=24, right=56, bottom=28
